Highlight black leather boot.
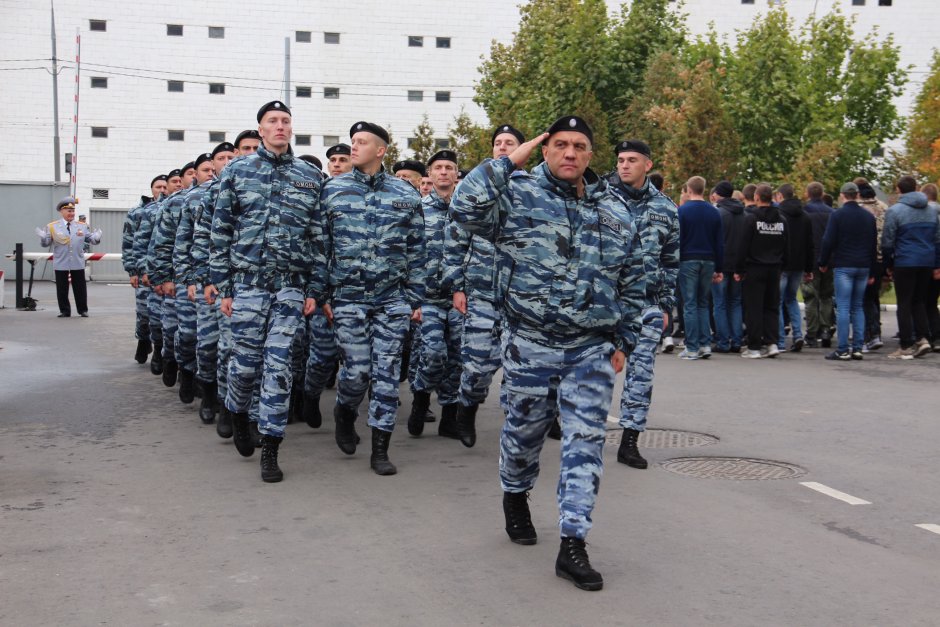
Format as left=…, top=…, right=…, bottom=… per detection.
left=456, top=403, right=478, bottom=448
left=178, top=368, right=196, bottom=404
left=198, top=381, right=217, bottom=424
left=216, top=405, right=233, bottom=439
left=150, top=341, right=163, bottom=375
left=260, top=435, right=284, bottom=483
left=134, top=339, right=152, bottom=364
left=547, top=416, right=562, bottom=440
left=617, top=428, right=648, bottom=469
left=287, top=384, right=303, bottom=424
left=162, top=359, right=178, bottom=387
left=438, top=404, right=460, bottom=439
left=303, top=393, right=322, bottom=429
left=370, top=428, right=397, bottom=476
left=556, top=537, right=603, bottom=591
left=503, top=491, right=537, bottom=545
left=251, top=422, right=264, bottom=449
left=334, top=404, right=359, bottom=455
left=407, top=391, right=431, bottom=437
left=232, top=412, right=255, bottom=457
left=424, top=408, right=436, bottom=423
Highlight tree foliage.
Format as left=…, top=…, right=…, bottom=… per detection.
left=382, top=125, right=402, bottom=172
left=906, top=51, right=940, bottom=182
left=448, top=109, right=493, bottom=168
left=409, top=114, right=437, bottom=164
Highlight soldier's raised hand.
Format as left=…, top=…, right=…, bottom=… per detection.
left=508, top=133, right=550, bottom=170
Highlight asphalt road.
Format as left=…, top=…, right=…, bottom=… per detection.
left=2, top=282, right=939, bottom=626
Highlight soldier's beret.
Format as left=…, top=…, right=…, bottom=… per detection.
left=56, top=196, right=77, bottom=211
left=299, top=154, right=322, bottom=169
left=150, top=174, right=168, bottom=187
left=427, top=150, right=458, bottom=167
left=615, top=139, right=652, bottom=159
left=492, top=124, right=525, bottom=146
left=545, top=116, right=593, bottom=145
left=194, top=152, right=213, bottom=169
left=167, top=169, right=182, bottom=179
left=257, top=100, right=291, bottom=123
left=212, top=142, right=235, bottom=157
left=349, top=121, right=390, bottom=144
left=458, top=169, right=469, bottom=179
left=326, top=143, right=351, bottom=158
left=181, top=161, right=196, bottom=174
left=234, top=129, right=261, bottom=149
left=393, top=159, right=426, bottom=176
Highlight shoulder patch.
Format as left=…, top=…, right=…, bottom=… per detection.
left=293, top=181, right=317, bottom=189
left=392, top=200, right=414, bottom=210
left=598, top=209, right=623, bottom=233
left=648, top=212, right=671, bottom=225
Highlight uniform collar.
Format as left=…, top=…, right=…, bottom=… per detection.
left=257, top=142, right=294, bottom=166
left=352, top=166, right=387, bottom=189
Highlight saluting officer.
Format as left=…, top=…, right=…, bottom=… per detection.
left=37, top=197, right=102, bottom=317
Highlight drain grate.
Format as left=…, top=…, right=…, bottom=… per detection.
left=604, top=428, right=719, bottom=448
left=660, top=457, right=807, bottom=480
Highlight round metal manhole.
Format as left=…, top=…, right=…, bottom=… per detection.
left=660, top=457, right=807, bottom=480
left=604, top=428, right=719, bottom=448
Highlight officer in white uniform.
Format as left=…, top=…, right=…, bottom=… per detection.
left=36, top=197, right=102, bottom=317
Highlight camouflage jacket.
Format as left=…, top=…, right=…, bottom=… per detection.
left=121, top=195, right=153, bottom=276
left=149, top=184, right=198, bottom=286
left=209, top=144, right=327, bottom=301
left=450, top=156, right=646, bottom=351
left=190, top=177, right=222, bottom=286
left=321, top=167, right=425, bottom=309
left=607, top=174, right=680, bottom=312
left=421, top=189, right=455, bottom=307
left=173, top=179, right=214, bottom=287
left=132, top=192, right=174, bottom=279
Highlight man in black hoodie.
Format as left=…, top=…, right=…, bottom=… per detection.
left=801, top=182, right=835, bottom=347
left=735, top=183, right=788, bottom=358
left=775, top=184, right=815, bottom=351
left=710, top=181, right=746, bottom=352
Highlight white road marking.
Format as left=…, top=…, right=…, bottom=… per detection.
left=915, top=524, right=940, bottom=536
left=800, top=482, right=871, bottom=505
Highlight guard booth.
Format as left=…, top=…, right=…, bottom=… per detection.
left=87, top=207, right=128, bottom=282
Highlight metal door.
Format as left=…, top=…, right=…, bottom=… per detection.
left=87, top=207, right=128, bottom=282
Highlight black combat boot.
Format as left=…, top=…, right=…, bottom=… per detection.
left=370, top=428, right=397, bottom=476
left=198, top=380, right=217, bottom=424
left=231, top=412, right=255, bottom=457
left=134, top=339, right=152, bottom=364
left=303, top=393, right=322, bottom=428
left=150, top=341, right=163, bottom=375
left=162, top=358, right=178, bottom=387
left=216, top=405, right=233, bottom=439
left=334, top=403, right=359, bottom=455
left=287, top=384, right=303, bottom=425
left=260, top=435, right=284, bottom=483
left=456, top=403, right=478, bottom=448
left=617, top=428, right=648, bottom=469
left=438, top=404, right=460, bottom=439
left=555, top=537, right=603, bottom=591
left=547, top=416, right=562, bottom=440
left=178, top=368, right=196, bottom=404
left=424, top=408, right=436, bottom=423
left=251, top=422, right=264, bottom=449
left=407, top=391, right=431, bottom=436
left=503, top=491, right=537, bottom=545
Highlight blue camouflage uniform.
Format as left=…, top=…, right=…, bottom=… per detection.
left=411, top=189, right=462, bottom=407
left=450, top=156, right=646, bottom=540
left=209, top=144, right=326, bottom=438
left=133, top=194, right=169, bottom=347
left=322, top=167, right=425, bottom=432
left=190, top=179, right=223, bottom=387
left=122, top=195, right=153, bottom=341
left=608, top=174, right=680, bottom=432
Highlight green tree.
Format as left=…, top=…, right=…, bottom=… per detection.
left=906, top=50, right=940, bottom=181
left=410, top=114, right=436, bottom=163
left=448, top=109, right=492, bottom=167
left=382, top=125, right=402, bottom=172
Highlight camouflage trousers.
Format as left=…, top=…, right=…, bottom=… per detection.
left=217, top=312, right=260, bottom=423
left=160, top=290, right=177, bottom=362
left=134, top=285, right=151, bottom=341
left=619, top=314, right=664, bottom=431
left=195, top=289, right=220, bottom=385
left=410, top=304, right=462, bottom=406
left=290, top=324, right=307, bottom=383
left=224, top=284, right=304, bottom=438
left=499, top=327, right=615, bottom=540
left=174, top=284, right=197, bottom=373
left=147, top=290, right=163, bottom=345
left=333, top=299, right=411, bottom=432
left=458, top=297, right=501, bottom=406
left=304, top=310, right=339, bottom=398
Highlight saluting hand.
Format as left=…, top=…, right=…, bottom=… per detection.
left=507, top=133, right=550, bottom=170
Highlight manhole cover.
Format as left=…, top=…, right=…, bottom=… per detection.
left=604, top=428, right=719, bottom=448
left=660, top=457, right=807, bottom=480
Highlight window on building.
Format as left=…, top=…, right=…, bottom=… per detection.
left=89, top=20, right=107, bottom=32
left=852, top=0, right=865, bottom=5
left=91, top=126, right=108, bottom=138
left=296, top=86, right=312, bottom=98
left=295, top=135, right=312, bottom=146
left=435, top=138, right=450, bottom=149
left=408, top=36, right=424, bottom=47
left=741, top=0, right=754, bottom=4
left=435, top=91, right=451, bottom=102
left=209, top=131, right=226, bottom=143
left=408, top=90, right=423, bottom=102
left=324, top=32, right=340, bottom=44
left=323, top=135, right=340, bottom=146
left=436, top=37, right=451, bottom=49
left=208, top=26, right=225, bottom=39
left=167, top=80, right=184, bottom=92
left=209, top=82, right=225, bottom=95
left=296, top=30, right=311, bottom=43
left=324, top=87, right=340, bottom=99
left=168, top=129, right=185, bottom=141
left=92, top=188, right=110, bottom=199
left=167, top=24, right=183, bottom=36
left=90, top=76, right=108, bottom=89
left=878, top=0, right=892, bottom=5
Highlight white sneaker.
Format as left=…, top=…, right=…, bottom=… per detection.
left=662, top=336, right=675, bottom=354
left=741, top=349, right=763, bottom=359
left=699, top=346, right=712, bottom=359
left=678, top=349, right=700, bottom=360
left=764, top=344, right=780, bottom=358
left=913, top=338, right=932, bottom=358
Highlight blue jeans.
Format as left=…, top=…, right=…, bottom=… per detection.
left=778, top=270, right=804, bottom=349
left=833, top=267, right=868, bottom=353
left=678, top=260, right=714, bottom=353
left=711, top=275, right=742, bottom=350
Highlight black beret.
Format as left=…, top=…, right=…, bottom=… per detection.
left=713, top=181, right=734, bottom=198
left=349, top=121, right=390, bottom=144
left=257, top=100, right=291, bottom=123
left=492, top=124, right=525, bottom=145
left=427, top=150, right=458, bottom=167
left=167, top=169, right=182, bottom=179
left=299, top=154, right=322, bottom=169
left=150, top=174, right=168, bottom=187
left=181, top=161, right=195, bottom=174
left=212, top=142, right=235, bottom=157
left=458, top=169, right=469, bottom=179
left=615, top=139, right=652, bottom=159
left=326, top=143, right=351, bottom=158
left=234, top=129, right=261, bottom=148
left=545, top=115, right=593, bottom=145
left=194, top=152, right=213, bottom=169
left=393, top=159, right=426, bottom=176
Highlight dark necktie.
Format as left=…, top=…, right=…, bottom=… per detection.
left=66, top=222, right=71, bottom=234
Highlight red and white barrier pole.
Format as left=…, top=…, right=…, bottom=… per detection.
left=70, top=28, right=80, bottom=198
